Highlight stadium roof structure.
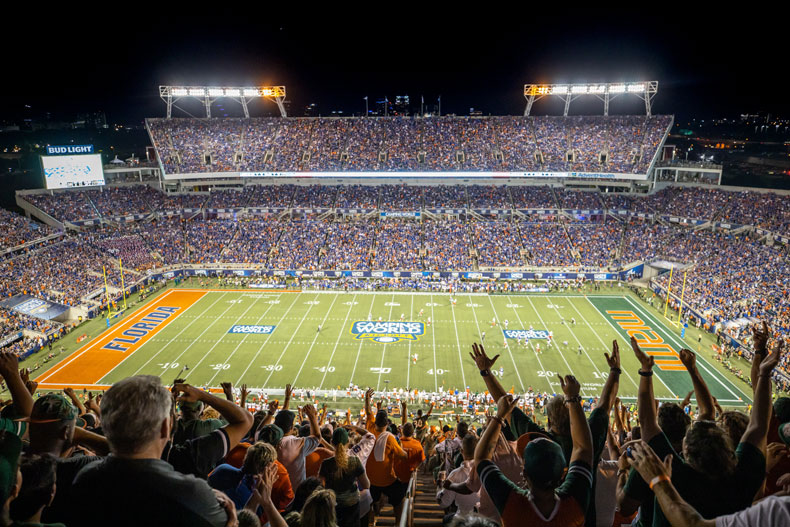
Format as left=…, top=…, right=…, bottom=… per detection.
left=159, top=85, right=287, bottom=118
left=523, top=81, right=658, bottom=117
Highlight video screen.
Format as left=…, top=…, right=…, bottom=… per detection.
left=42, top=154, right=105, bottom=189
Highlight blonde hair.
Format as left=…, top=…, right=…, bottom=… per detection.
left=333, top=442, right=349, bottom=478
left=301, top=489, right=337, bottom=527
left=242, top=441, right=277, bottom=475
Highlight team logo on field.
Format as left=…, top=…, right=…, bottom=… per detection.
left=228, top=325, right=276, bottom=335
left=350, top=321, right=424, bottom=344
left=503, top=329, right=550, bottom=340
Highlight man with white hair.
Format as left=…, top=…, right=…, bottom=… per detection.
left=72, top=375, right=237, bottom=526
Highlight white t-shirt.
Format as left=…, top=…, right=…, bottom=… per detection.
left=595, top=459, right=618, bottom=527
left=277, top=435, right=319, bottom=490
left=438, top=460, right=480, bottom=516
left=715, top=496, right=790, bottom=527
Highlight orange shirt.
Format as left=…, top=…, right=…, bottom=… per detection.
left=305, top=447, right=334, bottom=479
left=394, top=436, right=425, bottom=483
left=365, top=433, right=406, bottom=487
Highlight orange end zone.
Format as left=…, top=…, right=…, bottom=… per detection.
left=36, top=289, right=206, bottom=387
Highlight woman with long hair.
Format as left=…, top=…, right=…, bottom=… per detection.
left=300, top=489, right=338, bottom=527
left=319, top=428, right=370, bottom=527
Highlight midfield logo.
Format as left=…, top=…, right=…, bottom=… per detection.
left=503, top=329, right=550, bottom=340
left=350, top=321, right=424, bottom=344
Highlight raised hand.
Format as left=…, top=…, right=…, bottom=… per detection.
left=0, top=352, right=20, bottom=379
left=267, top=399, right=279, bottom=414
left=605, top=340, right=621, bottom=369
left=470, top=342, right=499, bottom=370
left=220, top=382, right=233, bottom=401
left=558, top=374, right=581, bottom=398
left=678, top=349, right=696, bottom=370
left=239, top=384, right=249, bottom=404
left=752, top=321, right=770, bottom=354
left=285, top=384, right=293, bottom=399
left=173, top=383, right=204, bottom=402
left=626, top=440, right=673, bottom=484
left=495, top=394, right=520, bottom=421
left=303, top=403, right=317, bottom=419
left=759, top=338, right=783, bottom=377
left=630, top=336, right=655, bottom=371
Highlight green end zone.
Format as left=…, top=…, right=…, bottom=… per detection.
left=589, top=296, right=752, bottom=405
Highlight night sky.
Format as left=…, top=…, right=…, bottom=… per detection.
left=3, top=7, right=785, bottom=123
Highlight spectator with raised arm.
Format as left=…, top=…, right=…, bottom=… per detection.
left=475, top=383, right=593, bottom=527
left=166, top=382, right=254, bottom=478
left=472, top=340, right=618, bottom=526
left=27, top=393, right=109, bottom=525
left=620, top=330, right=779, bottom=527
left=627, top=439, right=790, bottom=527
left=275, top=403, right=321, bottom=490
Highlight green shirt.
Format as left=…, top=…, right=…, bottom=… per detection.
left=647, top=432, right=765, bottom=527
left=173, top=417, right=226, bottom=444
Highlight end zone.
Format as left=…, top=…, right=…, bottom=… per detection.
left=36, top=289, right=206, bottom=387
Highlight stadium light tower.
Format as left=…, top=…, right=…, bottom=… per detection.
left=159, top=86, right=288, bottom=118
left=523, top=81, right=658, bottom=117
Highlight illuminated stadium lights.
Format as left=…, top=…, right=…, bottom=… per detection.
left=159, top=85, right=288, bottom=118
left=523, top=81, right=658, bottom=116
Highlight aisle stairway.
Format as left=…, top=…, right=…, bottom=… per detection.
left=412, top=473, right=444, bottom=527
left=375, top=472, right=444, bottom=527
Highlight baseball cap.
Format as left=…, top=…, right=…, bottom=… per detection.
left=258, top=424, right=284, bottom=447
left=0, top=431, right=22, bottom=505
left=522, top=437, right=566, bottom=489
left=29, top=394, right=85, bottom=427
left=332, top=427, right=349, bottom=446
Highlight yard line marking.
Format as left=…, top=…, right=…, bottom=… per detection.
left=565, top=296, right=639, bottom=390
left=204, top=294, right=283, bottom=386
left=485, top=296, right=524, bottom=392
left=429, top=294, right=438, bottom=392
left=449, top=296, right=468, bottom=389
left=523, top=295, right=593, bottom=397
left=505, top=295, right=556, bottom=392
left=183, top=293, right=269, bottom=379
left=583, top=296, right=677, bottom=398
left=292, top=294, right=340, bottom=386
left=320, top=293, right=358, bottom=388
left=235, top=292, right=301, bottom=385
left=261, top=294, right=321, bottom=387
left=376, top=294, right=397, bottom=391
left=348, top=295, right=378, bottom=387
left=406, top=294, right=414, bottom=389
left=624, top=296, right=750, bottom=403
left=118, top=291, right=227, bottom=379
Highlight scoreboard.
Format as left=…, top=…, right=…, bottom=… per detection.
left=41, top=145, right=105, bottom=189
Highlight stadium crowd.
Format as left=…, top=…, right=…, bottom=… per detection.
left=0, top=321, right=787, bottom=526
left=146, top=115, right=672, bottom=175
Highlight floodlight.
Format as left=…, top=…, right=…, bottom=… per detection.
left=551, top=86, right=569, bottom=95
left=225, top=88, right=241, bottom=97
left=571, top=86, right=588, bottom=94
left=609, top=84, right=626, bottom=94
left=188, top=88, right=205, bottom=96
left=171, top=88, right=189, bottom=97
left=243, top=88, right=259, bottom=97
left=208, top=88, right=225, bottom=97
left=627, top=84, right=645, bottom=93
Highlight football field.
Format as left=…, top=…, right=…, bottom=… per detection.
left=33, top=288, right=752, bottom=406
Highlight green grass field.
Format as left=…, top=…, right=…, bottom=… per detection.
left=30, top=284, right=753, bottom=407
